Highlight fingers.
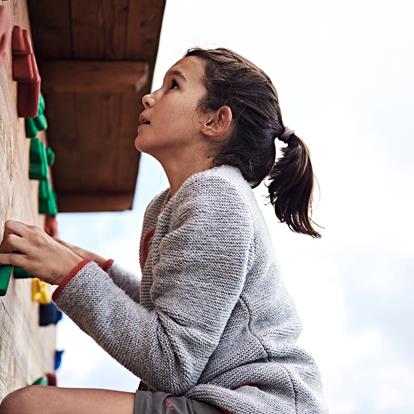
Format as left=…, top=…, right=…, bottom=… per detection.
left=53, top=237, right=67, bottom=245
left=0, top=220, right=40, bottom=255
left=0, top=232, right=27, bottom=267
left=6, top=233, right=26, bottom=254
left=4, top=219, right=32, bottom=236
left=0, top=251, right=27, bottom=268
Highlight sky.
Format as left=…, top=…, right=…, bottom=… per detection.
left=52, top=1, right=414, bottom=413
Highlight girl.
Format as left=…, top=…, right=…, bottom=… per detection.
left=0, top=47, right=329, bottom=414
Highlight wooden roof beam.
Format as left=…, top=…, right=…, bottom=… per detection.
left=57, top=192, right=134, bottom=212
left=38, top=60, right=149, bottom=94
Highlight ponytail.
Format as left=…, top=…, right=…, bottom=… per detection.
left=183, top=47, right=324, bottom=238
left=265, top=132, right=323, bottom=238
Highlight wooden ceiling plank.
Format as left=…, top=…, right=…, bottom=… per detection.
left=38, top=60, right=149, bottom=94
left=27, top=0, right=72, bottom=58
left=43, top=92, right=80, bottom=191
left=70, top=0, right=129, bottom=59
left=73, top=94, right=119, bottom=191
left=126, top=0, right=166, bottom=61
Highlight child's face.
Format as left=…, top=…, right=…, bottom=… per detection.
left=135, top=56, right=209, bottom=162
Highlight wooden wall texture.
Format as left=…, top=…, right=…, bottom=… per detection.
left=0, top=0, right=56, bottom=400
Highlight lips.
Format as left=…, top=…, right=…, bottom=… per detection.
left=139, top=113, right=151, bottom=126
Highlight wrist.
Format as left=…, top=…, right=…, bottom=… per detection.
left=52, top=258, right=93, bottom=301
left=57, top=253, right=84, bottom=284
left=89, top=254, right=108, bottom=267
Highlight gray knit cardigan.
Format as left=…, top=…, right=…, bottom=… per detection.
left=53, top=164, right=329, bottom=414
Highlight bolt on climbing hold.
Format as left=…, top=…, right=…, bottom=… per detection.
left=0, top=265, right=13, bottom=296
left=54, top=350, right=64, bottom=370
left=39, top=303, right=63, bottom=326
left=32, top=277, right=51, bottom=304
left=29, top=137, right=49, bottom=180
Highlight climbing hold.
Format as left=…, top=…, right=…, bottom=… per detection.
left=0, top=5, right=11, bottom=63
left=32, top=376, right=48, bottom=386
left=25, top=118, right=38, bottom=138
left=54, top=350, right=64, bottom=371
left=39, top=179, right=51, bottom=200
left=13, top=266, right=31, bottom=278
left=34, top=113, right=47, bottom=131
left=44, top=215, right=58, bottom=237
left=0, top=265, right=13, bottom=296
left=46, top=147, right=55, bottom=166
left=39, top=303, right=63, bottom=326
left=25, top=113, right=47, bottom=138
left=11, top=27, right=34, bottom=81
left=29, top=137, right=48, bottom=180
left=11, top=25, right=27, bottom=55
left=39, top=186, right=57, bottom=217
left=25, top=92, right=48, bottom=138
left=38, top=92, right=45, bottom=115
left=32, top=277, right=51, bottom=304
left=11, top=26, right=41, bottom=117
left=45, top=372, right=57, bottom=386
left=17, top=74, right=41, bottom=118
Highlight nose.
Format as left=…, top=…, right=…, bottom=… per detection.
left=142, top=92, right=155, bottom=108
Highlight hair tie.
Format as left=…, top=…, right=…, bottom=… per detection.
left=278, top=126, right=295, bottom=143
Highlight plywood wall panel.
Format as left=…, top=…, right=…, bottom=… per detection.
left=0, top=0, right=57, bottom=401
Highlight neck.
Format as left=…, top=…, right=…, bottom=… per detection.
left=164, top=157, right=214, bottom=199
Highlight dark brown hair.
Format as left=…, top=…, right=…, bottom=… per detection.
left=184, top=47, right=323, bottom=238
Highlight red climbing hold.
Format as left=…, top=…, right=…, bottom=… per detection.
left=45, top=372, right=57, bottom=386
left=11, top=26, right=41, bottom=117
left=44, top=215, right=58, bottom=238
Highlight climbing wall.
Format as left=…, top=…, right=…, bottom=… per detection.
left=0, top=0, right=58, bottom=398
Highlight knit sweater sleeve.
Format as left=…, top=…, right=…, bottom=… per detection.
left=52, top=175, right=254, bottom=395
left=97, top=193, right=162, bottom=302
left=104, top=263, right=141, bottom=303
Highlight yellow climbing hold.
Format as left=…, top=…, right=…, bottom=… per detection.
left=31, top=278, right=51, bottom=304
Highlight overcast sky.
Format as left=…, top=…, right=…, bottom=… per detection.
left=54, top=1, right=414, bottom=413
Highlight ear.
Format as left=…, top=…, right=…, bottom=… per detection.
left=201, top=106, right=233, bottom=139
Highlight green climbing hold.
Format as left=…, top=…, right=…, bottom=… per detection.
left=14, top=266, right=31, bottom=279
left=39, top=179, right=51, bottom=200
left=39, top=186, right=57, bottom=217
left=29, top=138, right=49, bottom=180
left=38, top=92, right=45, bottom=115
left=25, top=118, right=38, bottom=138
left=32, top=376, right=48, bottom=386
left=46, top=147, right=55, bottom=166
left=34, top=114, right=48, bottom=131
left=0, top=265, right=13, bottom=296
left=24, top=92, right=47, bottom=138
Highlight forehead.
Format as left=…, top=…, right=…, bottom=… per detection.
left=166, top=56, right=206, bottom=83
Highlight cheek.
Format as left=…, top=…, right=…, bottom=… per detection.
left=164, top=110, right=195, bottom=134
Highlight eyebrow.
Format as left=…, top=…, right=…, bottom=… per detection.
left=165, top=68, right=187, bottom=82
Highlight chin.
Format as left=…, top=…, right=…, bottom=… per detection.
left=134, top=136, right=143, bottom=151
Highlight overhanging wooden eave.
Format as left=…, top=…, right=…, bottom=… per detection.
left=27, top=0, right=166, bottom=213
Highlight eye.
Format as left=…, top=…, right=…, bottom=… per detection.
left=169, top=79, right=179, bottom=90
